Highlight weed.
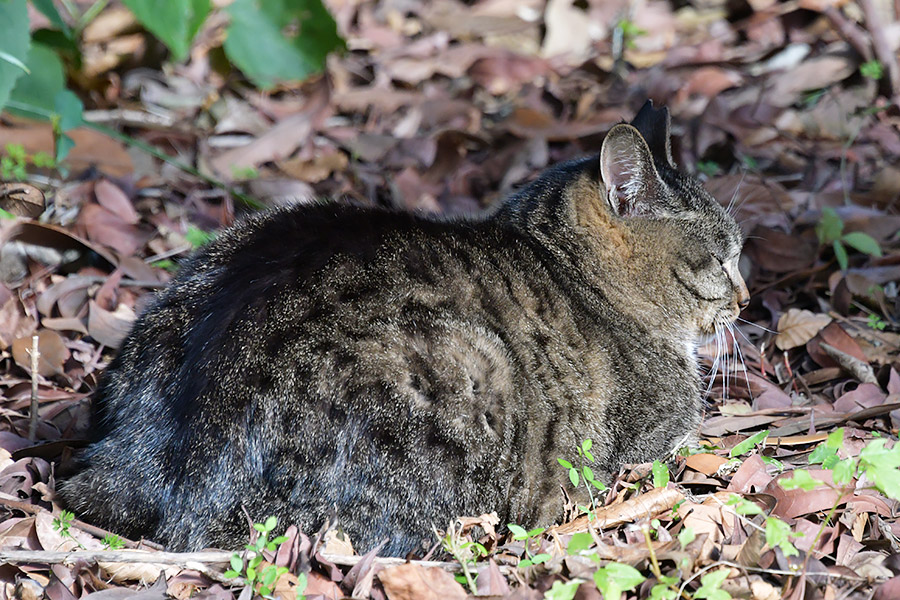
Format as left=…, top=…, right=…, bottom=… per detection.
left=508, top=524, right=551, bottom=568
left=102, top=533, right=126, bottom=550
left=440, top=520, right=487, bottom=594
left=816, top=206, right=882, bottom=271
left=223, top=516, right=297, bottom=599
left=867, top=313, right=887, bottom=330
left=1, top=143, right=56, bottom=181
left=557, top=439, right=608, bottom=518
left=695, top=161, right=721, bottom=177
left=860, top=60, right=884, bottom=80
left=52, top=510, right=75, bottom=537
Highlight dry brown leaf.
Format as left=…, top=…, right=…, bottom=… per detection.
left=87, top=300, right=136, bottom=349
left=98, top=559, right=178, bottom=585
left=685, top=453, right=730, bottom=476
left=0, top=183, right=45, bottom=218
left=776, top=309, right=832, bottom=350
left=378, top=563, right=467, bottom=600
left=94, top=180, right=140, bottom=225
left=11, top=330, right=70, bottom=377
left=554, top=486, right=684, bottom=534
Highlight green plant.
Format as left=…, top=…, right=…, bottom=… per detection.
left=695, top=161, right=721, bottom=177
left=223, top=516, right=293, bottom=599
left=440, top=520, right=487, bottom=594
left=185, top=225, right=216, bottom=248
left=508, top=524, right=551, bottom=568
left=1, top=142, right=56, bottom=180
left=860, top=60, right=884, bottom=80
left=544, top=579, right=583, bottom=600
left=52, top=510, right=75, bottom=537
left=557, top=439, right=608, bottom=518
left=815, top=207, right=882, bottom=271
left=867, top=313, right=887, bottom=330
left=102, top=533, right=126, bottom=550
left=692, top=568, right=731, bottom=600
left=592, top=561, right=645, bottom=600
left=729, top=429, right=768, bottom=457
left=652, top=460, right=669, bottom=488
left=615, top=19, right=647, bottom=49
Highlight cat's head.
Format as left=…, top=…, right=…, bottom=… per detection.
left=593, top=102, right=749, bottom=336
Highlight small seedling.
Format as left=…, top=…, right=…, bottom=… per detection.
left=815, top=207, right=882, bottom=271
left=867, top=314, right=887, bottom=331
left=558, top=439, right=608, bottom=518
left=1, top=143, right=55, bottom=180
left=102, top=533, right=126, bottom=550
left=440, top=520, right=487, bottom=594
left=508, top=523, right=550, bottom=568
left=53, top=510, right=75, bottom=536
left=592, top=561, right=645, bottom=600
left=693, top=568, right=732, bottom=600
left=185, top=225, right=216, bottom=248
left=860, top=60, right=884, bottom=80
left=729, top=429, right=768, bottom=457
left=224, top=516, right=294, bottom=599
left=695, top=161, right=721, bottom=177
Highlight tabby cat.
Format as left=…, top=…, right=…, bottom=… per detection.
left=58, top=102, right=748, bottom=555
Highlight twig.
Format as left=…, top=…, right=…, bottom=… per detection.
left=27, top=335, right=39, bottom=442
left=819, top=343, right=877, bottom=384
left=318, top=552, right=517, bottom=575
left=823, top=7, right=873, bottom=63
left=0, top=550, right=234, bottom=584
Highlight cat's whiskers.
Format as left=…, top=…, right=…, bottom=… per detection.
left=727, top=321, right=753, bottom=401
left=725, top=171, right=747, bottom=217
left=736, top=316, right=777, bottom=334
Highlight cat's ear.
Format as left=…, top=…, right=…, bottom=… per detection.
left=599, top=123, right=664, bottom=217
left=628, top=100, right=675, bottom=168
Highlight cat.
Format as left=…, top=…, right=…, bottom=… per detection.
left=57, top=101, right=748, bottom=556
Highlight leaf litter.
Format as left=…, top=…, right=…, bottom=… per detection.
left=2, top=0, right=900, bottom=599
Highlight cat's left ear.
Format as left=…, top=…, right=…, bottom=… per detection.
left=599, top=123, right=665, bottom=217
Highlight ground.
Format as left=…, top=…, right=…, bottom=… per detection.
left=0, top=0, right=899, bottom=599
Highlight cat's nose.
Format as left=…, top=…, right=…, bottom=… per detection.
left=738, top=298, right=750, bottom=310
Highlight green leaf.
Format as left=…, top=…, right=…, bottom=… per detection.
left=223, top=569, right=239, bottom=578
left=694, top=568, right=732, bottom=600
left=765, top=517, right=799, bottom=557
left=507, top=523, right=528, bottom=540
left=652, top=460, right=669, bottom=488
left=729, top=430, right=769, bottom=457
left=832, top=457, right=856, bottom=486
left=678, top=526, right=695, bottom=550
left=859, top=439, right=900, bottom=500
left=246, top=566, right=257, bottom=581
left=650, top=583, right=678, bottom=600
left=582, top=465, right=595, bottom=483
left=827, top=429, right=845, bottom=449
left=593, top=562, right=645, bottom=600
left=568, top=467, right=579, bottom=487
left=230, top=554, right=243, bottom=572
left=581, top=439, right=593, bottom=453
left=833, top=240, right=849, bottom=271
left=531, top=553, right=551, bottom=564
left=557, top=458, right=573, bottom=469
left=0, top=207, right=15, bottom=220
left=726, top=494, right=763, bottom=516
left=224, top=0, right=345, bottom=89
left=567, top=532, right=594, bottom=554
left=271, top=535, right=289, bottom=545
left=296, top=572, right=308, bottom=596
left=808, top=444, right=837, bottom=467
left=263, top=515, right=278, bottom=531
left=0, top=0, right=30, bottom=114
left=31, top=0, right=72, bottom=37
left=518, top=558, right=533, bottom=568
left=526, top=526, right=546, bottom=538
left=841, top=231, right=882, bottom=257
left=9, top=43, right=64, bottom=114
left=816, top=207, right=843, bottom=244
left=779, top=469, right=822, bottom=491
left=263, top=566, right=278, bottom=585
left=186, top=225, right=215, bottom=247
left=860, top=60, right=884, bottom=80
left=590, top=478, right=608, bottom=491
left=123, top=0, right=210, bottom=61
left=544, top=579, right=583, bottom=600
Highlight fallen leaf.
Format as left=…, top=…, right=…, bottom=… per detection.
left=11, top=330, right=70, bottom=377
left=776, top=309, right=832, bottom=350
left=378, top=563, right=467, bottom=600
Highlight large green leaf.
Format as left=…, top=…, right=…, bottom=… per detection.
left=224, top=0, right=344, bottom=89
left=31, top=0, right=72, bottom=37
left=123, top=0, right=210, bottom=61
left=0, top=0, right=31, bottom=114
left=9, top=43, right=65, bottom=114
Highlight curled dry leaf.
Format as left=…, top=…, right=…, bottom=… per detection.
left=776, top=309, right=832, bottom=350
left=87, top=300, right=136, bottom=349
left=378, top=563, right=467, bottom=600
left=11, top=330, right=70, bottom=377
left=685, top=453, right=730, bottom=476
left=0, top=183, right=45, bottom=218
left=554, top=486, right=684, bottom=534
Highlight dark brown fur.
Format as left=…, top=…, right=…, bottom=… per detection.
left=58, top=103, right=748, bottom=555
